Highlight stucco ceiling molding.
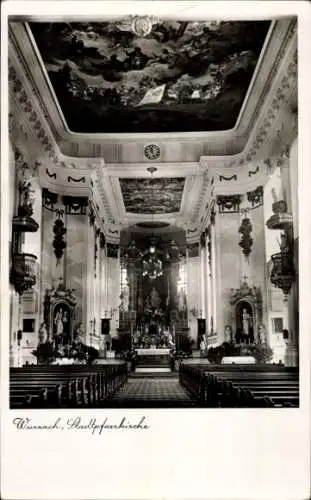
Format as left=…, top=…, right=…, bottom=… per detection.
left=197, top=43, right=297, bottom=171
left=94, top=166, right=116, bottom=222
left=106, top=176, right=127, bottom=219
left=236, top=19, right=296, bottom=141
left=244, top=47, right=297, bottom=163
left=95, top=166, right=203, bottom=233
left=38, top=163, right=92, bottom=197
left=8, top=51, right=59, bottom=165
left=104, top=162, right=199, bottom=178
left=179, top=175, right=197, bottom=217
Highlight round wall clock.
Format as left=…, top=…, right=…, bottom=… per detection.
left=144, top=144, right=161, bottom=161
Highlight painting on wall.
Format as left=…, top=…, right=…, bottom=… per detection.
left=119, top=177, right=185, bottom=214
left=29, top=19, right=270, bottom=133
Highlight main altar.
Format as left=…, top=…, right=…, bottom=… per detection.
left=135, top=347, right=171, bottom=370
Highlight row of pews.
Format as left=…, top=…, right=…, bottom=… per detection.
left=10, top=363, right=128, bottom=408
left=179, top=363, right=299, bottom=408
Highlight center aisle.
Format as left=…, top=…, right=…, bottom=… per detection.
left=103, top=376, right=197, bottom=408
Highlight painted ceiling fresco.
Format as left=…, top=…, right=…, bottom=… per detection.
left=29, top=20, right=270, bottom=133
left=119, top=178, right=185, bottom=213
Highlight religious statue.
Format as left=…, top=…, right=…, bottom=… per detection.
left=62, top=310, right=69, bottom=332
left=74, top=322, right=85, bottom=343
left=54, top=308, right=64, bottom=336
left=120, top=285, right=129, bottom=313
left=150, top=286, right=161, bottom=309
left=280, top=233, right=289, bottom=253
left=241, top=308, right=253, bottom=344
left=224, top=325, right=233, bottom=343
left=200, top=336, right=207, bottom=353
left=20, top=180, right=35, bottom=216
left=258, top=324, right=267, bottom=344
left=38, top=322, right=48, bottom=344
left=167, top=331, right=174, bottom=347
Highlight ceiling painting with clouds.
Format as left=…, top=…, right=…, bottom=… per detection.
left=30, top=20, right=270, bottom=133
left=119, top=178, right=185, bottom=214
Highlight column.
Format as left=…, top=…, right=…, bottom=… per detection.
left=210, top=221, right=217, bottom=334
left=85, top=215, right=94, bottom=346
left=105, top=243, right=108, bottom=314
left=205, top=231, right=212, bottom=333
left=285, top=139, right=298, bottom=366
left=199, top=238, right=206, bottom=318
left=9, top=142, right=19, bottom=366
left=170, top=260, right=179, bottom=310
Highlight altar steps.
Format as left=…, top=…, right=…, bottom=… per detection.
left=131, top=370, right=177, bottom=379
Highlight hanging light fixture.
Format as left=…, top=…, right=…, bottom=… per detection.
left=141, top=167, right=164, bottom=280
left=142, top=237, right=163, bottom=280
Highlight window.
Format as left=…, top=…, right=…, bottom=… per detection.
left=177, top=260, right=187, bottom=295
left=120, top=266, right=128, bottom=289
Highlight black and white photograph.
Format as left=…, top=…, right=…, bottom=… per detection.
left=1, top=1, right=310, bottom=499
left=7, top=12, right=299, bottom=409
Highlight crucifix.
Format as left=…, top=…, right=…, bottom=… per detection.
left=242, top=274, right=248, bottom=282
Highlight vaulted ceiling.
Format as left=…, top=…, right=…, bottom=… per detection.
left=8, top=16, right=297, bottom=242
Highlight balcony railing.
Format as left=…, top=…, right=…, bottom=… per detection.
left=10, top=253, right=37, bottom=295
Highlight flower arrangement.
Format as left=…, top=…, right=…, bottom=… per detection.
left=32, top=340, right=99, bottom=365
left=206, top=342, right=273, bottom=364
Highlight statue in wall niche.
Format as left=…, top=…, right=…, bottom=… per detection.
left=62, top=310, right=69, bottom=335
left=242, top=308, right=252, bottom=343
left=54, top=308, right=64, bottom=336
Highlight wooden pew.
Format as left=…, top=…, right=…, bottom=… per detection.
left=208, top=371, right=299, bottom=407
left=10, top=363, right=128, bottom=408
left=179, top=364, right=299, bottom=407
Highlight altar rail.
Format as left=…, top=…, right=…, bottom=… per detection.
left=10, top=363, right=128, bottom=408
left=179, top=364, right=299, bottom=408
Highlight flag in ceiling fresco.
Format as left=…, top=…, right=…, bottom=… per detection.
left=29, top=20, right=270, bottom=133
left=119, top=178, right=185, bottom=214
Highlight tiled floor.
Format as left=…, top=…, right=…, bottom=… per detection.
left=103, top=377, right=197, bottom=408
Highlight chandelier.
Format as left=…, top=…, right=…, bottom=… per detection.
left=142, top=240, right=163, bottom=280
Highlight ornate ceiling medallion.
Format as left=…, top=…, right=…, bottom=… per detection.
left=144, top=144, right=161, bottom=161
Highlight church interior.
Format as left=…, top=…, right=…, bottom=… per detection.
left=7, top=16, right=299, bottom=408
